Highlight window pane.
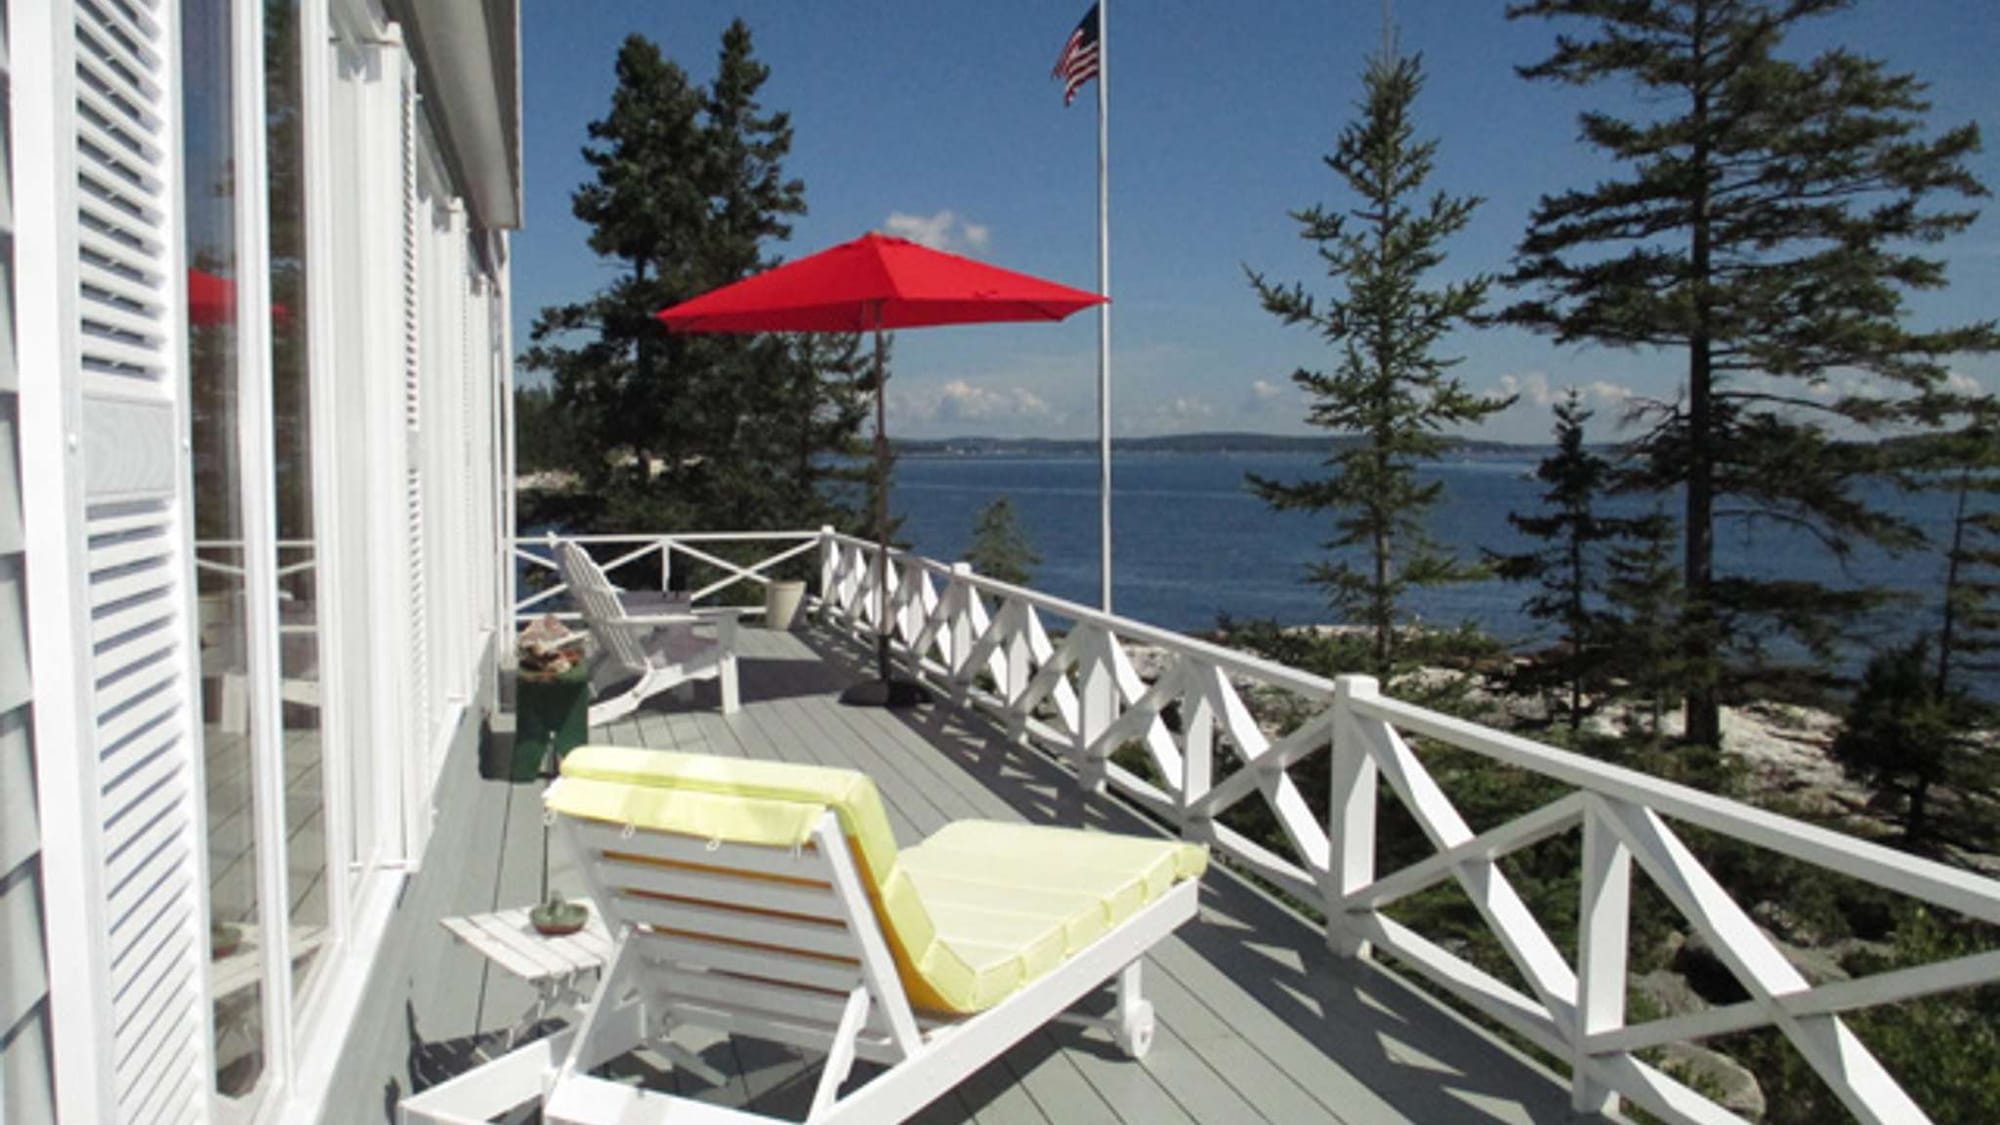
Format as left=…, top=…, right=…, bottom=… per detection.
left=264, top=0, right=327, bottom=1005
left=183, top=0, right=266, bottom=1097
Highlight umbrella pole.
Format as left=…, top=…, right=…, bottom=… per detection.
left=842, top=303, right=928, bottom=708
left=873, top=314, right=892, bottom=683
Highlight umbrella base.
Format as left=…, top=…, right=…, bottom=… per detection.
left=839, top=676, right=931, bottom=709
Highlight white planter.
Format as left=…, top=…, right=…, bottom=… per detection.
left=764, top=580, right=806, bottom=631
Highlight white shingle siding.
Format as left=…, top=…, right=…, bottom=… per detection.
left=0, top=2, right=56, bottom=1115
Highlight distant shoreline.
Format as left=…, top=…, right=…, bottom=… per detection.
left=895, top=432, right=1550, bottom=457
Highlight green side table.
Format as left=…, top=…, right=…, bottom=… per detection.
left=513, top=665, right=591, bottom=782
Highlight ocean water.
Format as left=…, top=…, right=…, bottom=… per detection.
left=891, top=451, right=1962, bottom=661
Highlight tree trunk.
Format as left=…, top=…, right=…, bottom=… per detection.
left=1374, top=516, right=1392, bottom=677
left=1937, top=474, right=1970, bottom=698
left=1568, top=513, right=1586, bottom=732
left=1371, top=191, right=1396, bottom=681
left=1682, top=4, right=1722, bottom=748
left=1908, top=776, right=1931, bottom=846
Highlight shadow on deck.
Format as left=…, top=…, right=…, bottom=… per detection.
left=404, top=620, right=1599, bottom=1125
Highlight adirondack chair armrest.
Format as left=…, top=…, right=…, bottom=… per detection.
left=624, top=607, right=743, bottom=646
left=617, top=612, right=702, bottom=628
left=697, top=607, right=744, bottom=646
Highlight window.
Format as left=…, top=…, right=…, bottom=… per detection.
left=263, top=0, right=329, bottom=1009
left=181, top=0, right=269, bottom=1097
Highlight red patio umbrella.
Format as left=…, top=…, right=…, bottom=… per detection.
left=658, top=232, right=1105, bottom=706
left=187, top=268, right=235, bottom=326
left=187, top=268, right=292, bottom=328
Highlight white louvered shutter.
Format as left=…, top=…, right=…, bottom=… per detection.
left=18, top=0, right=213, bottom=1120
left=398, top=65, right=432, bottom=853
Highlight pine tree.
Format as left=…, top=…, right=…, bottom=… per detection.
left=1890, top=400, right=2000, bottom=831
left=519, top=26, right=866, bottom=541
left=1505, top=0, right=1998, bottom=746
left=1833, top=637, right=1958, bottom=846
left=1923, top=405, right=2000, bottom=704
left=512, top=385, right=573, bottom=474
left=964, top=497, right=1039, bottom=588
left=1488, top=391, right=1634, bottom=730
left=1246, top=51, right=1511, bottom=678
left=1603, top=507, right=1682, bottom=740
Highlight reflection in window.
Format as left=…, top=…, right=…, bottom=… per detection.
left=183, top=0, right=266, bottom=1097
left=265, top=0, right=328, bottom=1006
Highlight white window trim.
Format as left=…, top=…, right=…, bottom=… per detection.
left=297, top=0, right=355, bottom=1002
left=226, top=0, right=299, bottom=1105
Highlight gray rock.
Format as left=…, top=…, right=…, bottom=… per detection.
left=1634, top=969, right=1708, bottom=1020
left=1680, top=923, right=1850, bottom=996
left=1659, top=1042, right=1767, bottom=1119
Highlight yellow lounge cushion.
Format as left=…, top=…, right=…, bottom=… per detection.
left=548, top=747, right=1207, bottom=1015
left=551, top=745, right=901, bottom=878
left=898, top=821, right=1208, bottom=1011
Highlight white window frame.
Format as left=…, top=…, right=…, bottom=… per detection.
left=296, top=0, right=355, bottom=1010
left=285, top=8, right=431, bottom=1110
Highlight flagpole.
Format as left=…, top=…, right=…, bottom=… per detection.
left=1095, top=0, right=1113, bottom=614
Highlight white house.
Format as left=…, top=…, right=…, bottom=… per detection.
left=4, top=0, right=520, bottom=1119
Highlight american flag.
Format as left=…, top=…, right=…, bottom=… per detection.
left=1051, top=5, right=1100, bottom=107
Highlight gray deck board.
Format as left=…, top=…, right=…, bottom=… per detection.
left=443, top=619, right=1595, bottom=1124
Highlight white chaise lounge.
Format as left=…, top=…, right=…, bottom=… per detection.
left=552, top=537, right=741, bottom=722
left=400, top=747, right=1207, bottom=1124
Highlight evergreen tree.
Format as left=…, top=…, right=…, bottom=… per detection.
left=1488, top=391, right=1631, bottom=730
left=1922, top=405, right=2000, bottom=704
left=1603, top=506, right=1683, bottom=739
left=513, top=385, right=574, bottom=474
left=1833, top=637, right=1958, bottom=845
left=1505, top=0, right=1998, bottom=746
left=519, top=27, right=867, bottom=541
left=1246, top=51, right=1511, bottom=678
left=1880, top=400, right=2000, bottom=838
left=964, top=497, right=1039, bottom=587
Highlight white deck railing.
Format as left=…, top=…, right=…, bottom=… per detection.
left=807, top=527, right=2000, bottom=1125
left=510, top=531, right=820, bottom=625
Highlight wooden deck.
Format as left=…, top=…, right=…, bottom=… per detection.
left=422, top=620, right=1594, bottom=1125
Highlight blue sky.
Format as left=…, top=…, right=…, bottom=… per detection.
left=513, top=1, right=2000, bottom=444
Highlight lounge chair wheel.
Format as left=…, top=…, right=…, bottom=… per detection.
left=1114, top=1000, right=1155, bottom=1059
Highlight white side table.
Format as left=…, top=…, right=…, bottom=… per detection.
left=441, top=906, right=614, bottom=1049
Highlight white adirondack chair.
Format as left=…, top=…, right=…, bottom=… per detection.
left=551, top=538, right=740, bottom=722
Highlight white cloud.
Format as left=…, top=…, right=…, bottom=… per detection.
left=1944, top=370, right=1988, bottom=396
left=1497, top=371, right=1637, bottom=411
left=1250, top=378, right=1286, bottom=401
left=1483, top=371, right=1647, bottom=442
left=1740, top=366, right=1994, bottom=408
left=896, top=378, right=1052, bottom=427
left=882, top=210, right=991, bottom=255
left=1160, top=396, right=1214, bottom=422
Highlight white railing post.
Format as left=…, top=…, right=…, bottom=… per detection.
left=1328, top=675, right=1379, bottom=959
left=946, top=563, right=974, bottom=681
left=1179, top=670, right=1213, bottom=843
left=1574, top=794, right=1631, bottom=1116
left=817, top=526, right=836, bottom=620
left=1076, top=627, right=1113, bottom=795
left=659, top=536, right=673, bottom=595
left=1003, top=604, right=1031, bottom=743
left=899, top=556, right=922, bottom=646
